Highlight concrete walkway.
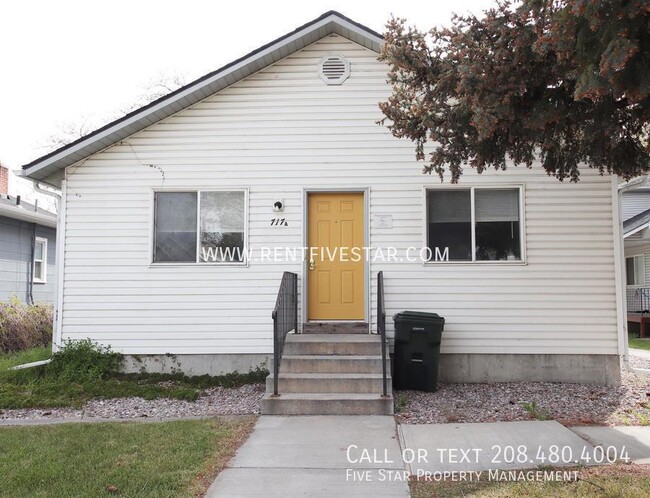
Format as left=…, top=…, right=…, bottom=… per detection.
left=400, top=420, right=595, bottom=475
left=208, top=417, right=650, bottom=497
left=206, top=416, right=409, bottom=497
left=571, top=426, right=650, bottom=464
left=628, top=348, right=650, bottom=376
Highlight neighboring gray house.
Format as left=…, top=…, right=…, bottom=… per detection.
left=0, top=164, right=57, bottom=303
left=622, top=179, right=650, bottom=336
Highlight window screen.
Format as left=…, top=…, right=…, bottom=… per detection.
left=427, top=190, right=472, bottom=261
left=200, top=191, right=245, bottom=262
left=153, top=192, right=197, bottom=263
left=475, top=189, right=521, bottom=261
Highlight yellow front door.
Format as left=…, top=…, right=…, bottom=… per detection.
left=307, top=192, right=365, bottom=320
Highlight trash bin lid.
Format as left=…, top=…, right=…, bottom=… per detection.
left=393, top=310, right=445, bottom=324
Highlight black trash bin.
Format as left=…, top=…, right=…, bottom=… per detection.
left=393, top=311, right=445, bottom=392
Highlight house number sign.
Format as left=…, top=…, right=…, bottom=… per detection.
left=271, top=218, right=289, bottom=226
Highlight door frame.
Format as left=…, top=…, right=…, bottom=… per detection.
left=302, top=187, right=370, bottom=326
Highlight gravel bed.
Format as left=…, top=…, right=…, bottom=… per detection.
left=397, top=370, right=650, bottom=426
left=629, top=350, right=650, bottom=370
left=84, top=383, right=264, bottom=419
left=0, top=383, right=264, bottom=421
left=0, top=407, right=82, bottom=420
left=4, top=369, right=650, bottom=426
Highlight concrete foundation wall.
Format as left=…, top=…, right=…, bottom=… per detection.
left=121, top=354, right=271, bottom=377
left=438, top=353, right=621, bottom=387
left=122, top=352, right=621, bottom=387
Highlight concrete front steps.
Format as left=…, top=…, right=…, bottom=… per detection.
left=260, top=333, right=394, bottom=416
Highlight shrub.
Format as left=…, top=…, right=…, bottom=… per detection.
left=0, top=297, right=53, bottom=353
left=46, top=339, right=123, bottom=382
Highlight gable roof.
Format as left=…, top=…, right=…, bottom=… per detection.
left=624, top=207, right=650, bottom=238
left=21, top=11, right=383, bottom=184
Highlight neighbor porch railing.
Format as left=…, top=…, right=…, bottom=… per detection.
left=627, top=287, right=650, bottom=314
left=272, top=271, right=298, bottom=396
left=377, top=271, right=388, bottom=397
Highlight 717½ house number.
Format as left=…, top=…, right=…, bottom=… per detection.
left=270, top=218, right=288, bottom=226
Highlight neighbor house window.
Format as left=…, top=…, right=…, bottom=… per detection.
left=626, top=255, right=645, bottom=286
left=33, top=237, right=47, bottom=283
left=153, top=190, right=246, bottom=264
left=426, top=187, right=522, bottom=262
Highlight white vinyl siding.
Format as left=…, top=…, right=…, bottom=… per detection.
left=59, top=34, right=619, bottom=356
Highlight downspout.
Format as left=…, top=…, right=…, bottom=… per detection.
left=33, top=182, right=60, bottom=205
left=616, top=176, right=647, bottom=371
left=10, top=176, right=63, bottom=369
left=52, top=179, right=66, bottom=352
left=9, top=358, right=52, bottom=370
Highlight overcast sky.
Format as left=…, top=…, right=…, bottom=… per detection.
left=0, top=0, right=495, bottom=169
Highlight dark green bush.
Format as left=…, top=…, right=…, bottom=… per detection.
left=0, top=340, right=267, bottom=409
left=0, top=297, right=53, bottom=353
left=46, top=339, right=123, bottom=382
left=115, top=366, right=269, bottom=388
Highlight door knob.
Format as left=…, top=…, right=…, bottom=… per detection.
left=309, top=259, right=316, bottom=271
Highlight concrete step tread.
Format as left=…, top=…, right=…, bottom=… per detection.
left=282, top=355, right=385, bottom=360
left=262, top=393, right=393, bottom=401
left=287, top=334, right=381, bottom=343
left=268, top=372, right=390, bottom=379
left=260, top=392, right=395, bottom=415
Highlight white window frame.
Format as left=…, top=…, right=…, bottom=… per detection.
left=150, top=188, right=249, bottom=267
left=33, top=236, right=47, bottom=283
left=626, top=254, right=645, bottom=287
left=423, top=185, right=526, bottom=265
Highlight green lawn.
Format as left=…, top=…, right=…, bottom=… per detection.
left=0, top=417, right=255, bottom=498
left=0, top=345, right=266, bottom=409
left=629, top=332, right=650, bottom=351
left=0, top=345, right=51, bottom=371
left=410, top=464, right=650, bottom=497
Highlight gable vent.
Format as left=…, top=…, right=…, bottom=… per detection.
left=319, top=55, right=350, bottom=85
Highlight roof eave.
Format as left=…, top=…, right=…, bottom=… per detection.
left=0, top=203, right=57, bottom=228
left=22, top=11, right=383, bottom=184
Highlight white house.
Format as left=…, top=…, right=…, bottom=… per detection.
left=22, top=12, right=625, bottom=412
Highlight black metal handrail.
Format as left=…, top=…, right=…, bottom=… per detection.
left=627, top=287, right=650, bottom=314
left=377, top=271, right=388, bottom=397
left=272, top=271, right=298, bottom=396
